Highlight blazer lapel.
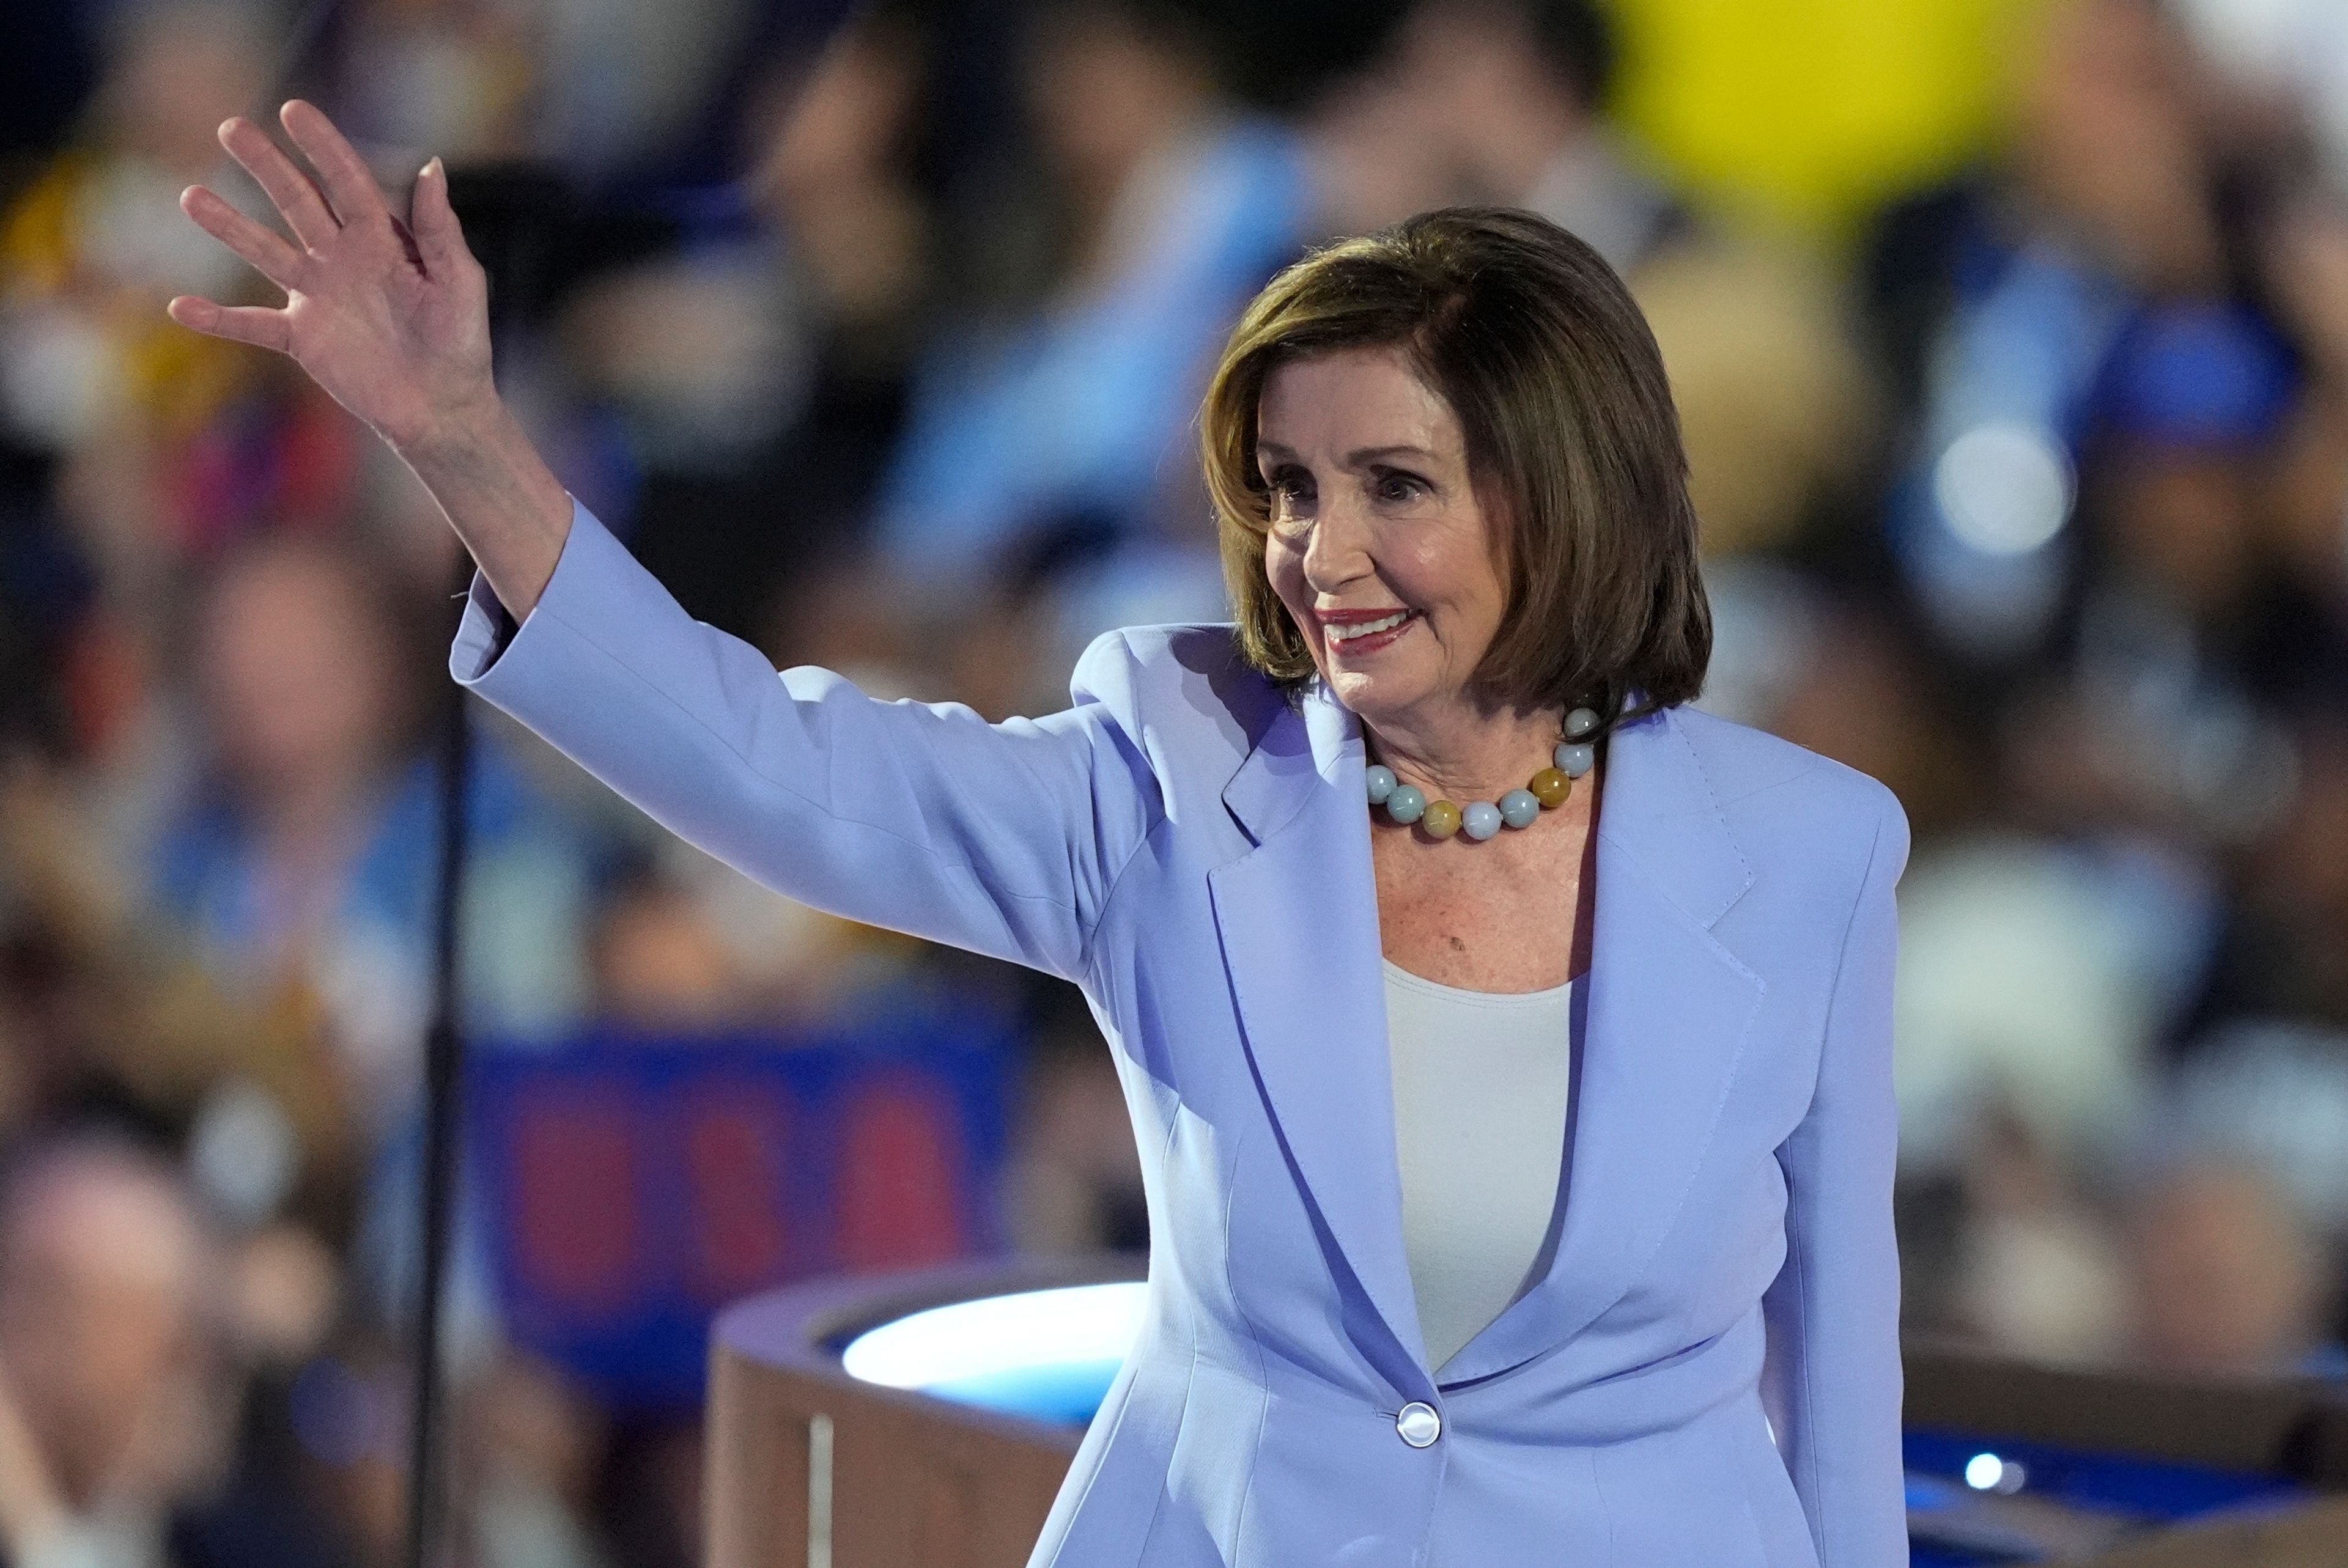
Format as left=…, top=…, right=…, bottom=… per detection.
left=1208, top=677, right=1430, bottom=1385
left=1439, top=698, right=1763, bottom=1387
left=1206, top=674, right=1765, bottom=1391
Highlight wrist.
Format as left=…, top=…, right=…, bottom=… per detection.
left=390, top=383, right=509, bottom=468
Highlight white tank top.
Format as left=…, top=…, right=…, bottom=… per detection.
left=1383, top=957, right=1582, bottom=1374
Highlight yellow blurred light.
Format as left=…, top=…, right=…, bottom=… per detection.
left=1609, top=0, right=2047, bottom=241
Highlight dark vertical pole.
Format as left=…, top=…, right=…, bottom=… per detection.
left=407, top=605, right=470, bottom=1568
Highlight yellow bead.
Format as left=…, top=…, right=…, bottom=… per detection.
left=1421, top=799, right=1462, bottom=838
left=1529, top=768, right=1572, bottom=808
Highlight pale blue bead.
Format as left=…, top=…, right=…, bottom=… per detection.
left=1565, top=705, right=1600, bottom=739
left=1365, top=764, right=1396, bottom=804
left=1384, top=784, right=1427, bottom=824
left=1461, top=800, right=1503, bottom=840
left=1556, top=741, right=1595, bottom=778
left=1498, top=789, right=1541, bottom=829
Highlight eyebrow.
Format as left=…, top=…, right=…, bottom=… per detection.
left=1255, top=441, right=1439, bottom=467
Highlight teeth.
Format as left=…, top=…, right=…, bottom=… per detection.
left=1329, top=611, right=1412, bottom=641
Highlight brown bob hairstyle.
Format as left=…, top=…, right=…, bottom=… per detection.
left=1200, top=207, right=1710, bottom=739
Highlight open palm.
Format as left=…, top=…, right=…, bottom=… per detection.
left=169, top=100, right=492, bottom=455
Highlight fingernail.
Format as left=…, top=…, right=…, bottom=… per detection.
left=423, top=156, right=443, bottom=179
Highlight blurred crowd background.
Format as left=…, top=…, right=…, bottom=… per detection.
left=4, top=0, right=2348, bottom=1563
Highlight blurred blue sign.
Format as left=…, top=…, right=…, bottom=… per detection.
left=468, top=1002, right=1017, bottom=1408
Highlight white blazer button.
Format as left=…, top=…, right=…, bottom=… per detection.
left=1396, top=1402, right=1441, bottom=1448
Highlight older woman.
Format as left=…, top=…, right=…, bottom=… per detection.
left=171, top=102, right=1909, bottom=1568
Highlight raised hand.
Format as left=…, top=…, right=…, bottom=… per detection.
left=169, top=100, right=493, bottom=457
left=166, top=98, right=571, bottom=617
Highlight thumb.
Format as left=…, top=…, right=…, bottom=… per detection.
left=410, top=156, right=473, bottom=280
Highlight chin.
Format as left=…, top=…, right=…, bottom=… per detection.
left=1322, top=666, right=1431, bottom=721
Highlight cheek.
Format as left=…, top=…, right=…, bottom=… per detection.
left=1264, top=539, right=1307, bottom=615
left=1417, top=535, right=1504, bottom=618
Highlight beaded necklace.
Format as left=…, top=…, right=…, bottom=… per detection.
left=1365, top=704, right=1600, bottom=841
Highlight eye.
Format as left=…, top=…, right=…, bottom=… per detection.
left=1263, top=463, right=1315, bottom=510
left=1372, top=467, right=1430, bottom=503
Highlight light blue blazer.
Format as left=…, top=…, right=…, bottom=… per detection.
left=452, top=498, right=1912, bottom=1568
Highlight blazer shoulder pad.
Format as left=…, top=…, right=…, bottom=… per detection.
left=1667, top=701, right=1907, bottom=856
left=1069, top=622, right=1285, bottom=741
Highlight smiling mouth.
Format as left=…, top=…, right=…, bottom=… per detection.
left=1324, top=609, right=1420, bottom=647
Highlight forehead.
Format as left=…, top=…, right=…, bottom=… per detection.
left=1257, top=345, right=1463, bottom=460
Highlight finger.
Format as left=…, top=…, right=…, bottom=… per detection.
left=219, top=116, right=339, bottom=250
left=389, top=213, right=424, bottom=273
left=166, top=295, right=292, bottom=355
left=179, top=184, right=305, bottom=292
left=279, top=99, right=390, bottom=230
left=408, top=156, right=474, bottom=281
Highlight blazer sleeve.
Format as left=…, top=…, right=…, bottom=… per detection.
left=447, top=495, right=1157, bottom=985
left=1760, top=787, right=1911, bottom=1568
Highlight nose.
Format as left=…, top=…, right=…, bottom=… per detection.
left=1300, top=488, right=1373, bottom=595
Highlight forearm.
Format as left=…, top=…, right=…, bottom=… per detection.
left=395, top=396, right=573, bottom=620
left=449, top=496, right=1150, bottom=983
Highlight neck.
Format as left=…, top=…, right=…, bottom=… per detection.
left=1362, top=698, right=1568, bottom=804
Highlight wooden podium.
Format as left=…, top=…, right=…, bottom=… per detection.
left=705, top=1254, right=1143, bottom=1568
left=705, top=1253, right=2348, bottom=1568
